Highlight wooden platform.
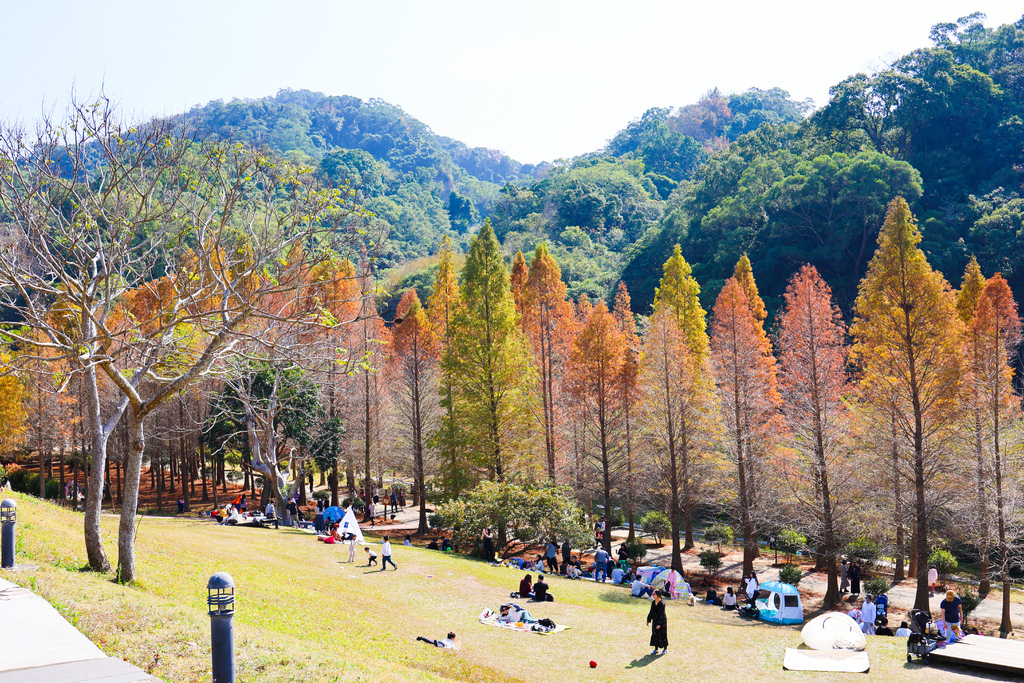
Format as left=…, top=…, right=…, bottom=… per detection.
left=929, top=634, right=1024, bottom=675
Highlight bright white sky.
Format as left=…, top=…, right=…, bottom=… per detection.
left=1, top=1, right=1020, bottom=164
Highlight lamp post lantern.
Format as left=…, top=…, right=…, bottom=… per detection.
left=207, top=571, right=236, bottom=683
left=1, top=498, right=16, bottom=569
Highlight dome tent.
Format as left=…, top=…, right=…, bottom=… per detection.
left=755, top=581, right=804, bottom=625
left=801, top=612, right=866, bottom=651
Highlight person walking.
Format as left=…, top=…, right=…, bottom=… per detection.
left=849, top=562, right=861, bottom=596
left=928, top=565, right=939, bottom=596
left=647, top=590, right=668, bottom=655
left=840, top=560, right=849, bottom=594
left=381, top=535, right=397, bottom=571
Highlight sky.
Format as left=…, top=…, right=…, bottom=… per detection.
left=1, top=1, right=1021, bottom=164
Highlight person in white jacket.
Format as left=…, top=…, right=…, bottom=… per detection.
left=860, top=597, right=877, bottom=635
left=381, top=536, right=397, bottom=571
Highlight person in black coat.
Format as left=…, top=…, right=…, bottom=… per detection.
left=647, top=590, right=668, bottom=655
left=849, top=561, right=862, bottom=596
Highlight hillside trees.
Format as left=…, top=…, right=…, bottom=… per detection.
left=851, top=197, right=966, bottom=612
left=776, top=265, right=853, bottom=605
left=0, top=100, right=370, bottom=581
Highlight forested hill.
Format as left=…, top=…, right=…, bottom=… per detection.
left=186, top=13, right=1024, bottom=319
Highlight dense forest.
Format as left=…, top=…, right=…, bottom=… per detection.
left=183, top=13, right=1024, bottom=323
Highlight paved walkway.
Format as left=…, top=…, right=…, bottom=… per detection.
left=0, top=575, right=160, bottom=682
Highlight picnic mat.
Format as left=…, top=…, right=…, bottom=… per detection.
left=477, top=609, right=569, bottom=635
left=783, top=648, right=870, bottom=673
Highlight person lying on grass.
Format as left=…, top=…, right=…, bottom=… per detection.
left=416, top=632, right=457, bottom=649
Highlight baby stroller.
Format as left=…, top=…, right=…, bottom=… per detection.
left=906, top=609, right=944, bottom=664
left=874, top=593, right=888, bottom=619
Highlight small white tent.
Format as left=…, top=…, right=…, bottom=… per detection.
left=339, top=507, right=366, bottom=545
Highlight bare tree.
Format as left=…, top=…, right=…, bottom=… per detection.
left=0, top=98, right=370, bottom=581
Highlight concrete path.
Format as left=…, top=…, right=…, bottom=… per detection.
left=0, top=575, right=159, bottom=682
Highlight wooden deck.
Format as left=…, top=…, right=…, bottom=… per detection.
left=929, top=634, right=1024, bottom=675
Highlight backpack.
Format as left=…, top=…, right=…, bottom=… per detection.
left=537, top=618, right=556, bottom=629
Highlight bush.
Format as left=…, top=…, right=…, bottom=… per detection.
left=960, top=590, right=980, bottom=622
left=640, top=511, right=671, bottom=544
left=428, top=513, right=445, bottom=530
left=844, top=535, right=880, bottom=566
left=699, top=549, right=723, bottom=576
left=864, top=576, right=889, bottom=598
left=44, top=478, right=61, bottom=501
left=779, top=564, right=803, bottom=586
left=311, top=489, right=331, bottom=502
left=777, top=529, right=807, bottom=562
left=340, top=495, right=364, bottom=512
left=0, top=464, right=6, bottom=486
left=620, top=539, right=648, bottom=563
left=703, top=524, right=733, bottom=552
left=6, top=466, right=27, bottom=492
left=21, top=473, right=40, bottom=496
left=928, top=548, right=958, bottom=579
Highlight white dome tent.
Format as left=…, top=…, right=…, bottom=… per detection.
left=801, top=612, right=867, bottom=651
left=755, top=581, right=804, bottom=625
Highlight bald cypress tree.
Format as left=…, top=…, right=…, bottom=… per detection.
left=851, top=197, right=966, bottom=613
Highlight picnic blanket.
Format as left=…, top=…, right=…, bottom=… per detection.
left=477, top=609, right=569, bottom=635
left=783, top=647, right=870, bottom=673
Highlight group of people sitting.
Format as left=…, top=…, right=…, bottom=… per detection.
left=426, top=537, right=456, bottom=552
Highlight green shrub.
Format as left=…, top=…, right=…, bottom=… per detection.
left=311, top=489, right=331, bottom=502
left=959, top=590, right=980, bottom=622
left=0, top=464, right=6, bottom=486
left=6, top=466, right=27, bottom=492
left=428, top=513, right=445, bottom=530
left=779, top=564, right=803, bottom=586
left=44, top=478, right=61, bottom=500
left=703, top=524, right=733, bottom=551
left=928, top=548, right=958, bottom=578
left=620, top=539, right=648, bottom=563
left=864, top=576, right=889, bottom=598
left=340, top=495, right=364, bottom=512
left=699, top=549, right=723, bottom=575
left=21, top=473, right=40, bottom=496
left=777, top=529, right=807, bottom=562
left=640, top=511, right=671, bottom=544
left=844, top=535, right=880, bottom=566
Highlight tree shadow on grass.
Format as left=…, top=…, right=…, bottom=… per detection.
left=625, top=652, right=661, bottom=668
left=598, top=589, right=648, bottom=605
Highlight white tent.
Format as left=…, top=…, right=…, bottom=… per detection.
left=339, top=507, right=366, bottom=545
left=801, top=612, right=867, bottom=651
left=755, top=581, right=804, bottom=624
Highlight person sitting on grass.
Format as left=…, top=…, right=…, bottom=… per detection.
left=365, top=546, right=378, bottom=566
left=875, top=617, right=894, bottom=636
left=895, top=621, right=912, bottom=637
left=705, top=588, right=721, bottom=606
left=567, top=558, right=582, bottom=579
left=427, top=538, right=440, bottom=550
left=416, top=632, right=457, bottom=649
left=518, top=574, right=533, bottom=599
left=404, top=535, right=412, bottom=546
left=631, top=576, right=653, bottom=598
left=533, top=575, right=551, bottom=602
left=722, top=587, right=738, bottom=610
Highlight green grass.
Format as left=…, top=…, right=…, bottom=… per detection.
left=4, top=491, right=1002, bottom=682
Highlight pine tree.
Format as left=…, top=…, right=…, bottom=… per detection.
left=569, top=301, right=625, bottom=555
left=522, top=243, right=575, bottom=482
left=653, top=244, right=709, bottom=359
left=711, top=277, right=781, bottom=576
left=777, top=265, right=852, bottom=605
left=390, top=290, right=439, bottom=534
left=851, top=197, right=966, bottom=613
left=438, top=221, right=537, bottom=496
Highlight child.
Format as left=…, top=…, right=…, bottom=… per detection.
left=365, top=546, right=378, bottom=566
left=348, top=537, right=357, bottom=563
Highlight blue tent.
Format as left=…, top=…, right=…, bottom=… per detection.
left=756, top=581, right=804, bottom=624
left=322, top=506, right=344, bottom=524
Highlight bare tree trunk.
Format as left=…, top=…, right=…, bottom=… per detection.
left=117, top=411, right=146, bottom=583
left=82, top=365, right=112, bottom=572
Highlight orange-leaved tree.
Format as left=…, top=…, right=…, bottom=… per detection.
left=776, top=264, right=853, bottom=605
left=711, top=275, right=781, bottom=576
left=850, top=197, right=966, bottom=613
left=390, top=289, right=440, bottom=534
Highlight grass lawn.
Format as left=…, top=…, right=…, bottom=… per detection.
left=5, top=491, right=1005, bottom=682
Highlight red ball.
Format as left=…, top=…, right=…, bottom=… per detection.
left=589, top=660, right=597, bottom=668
